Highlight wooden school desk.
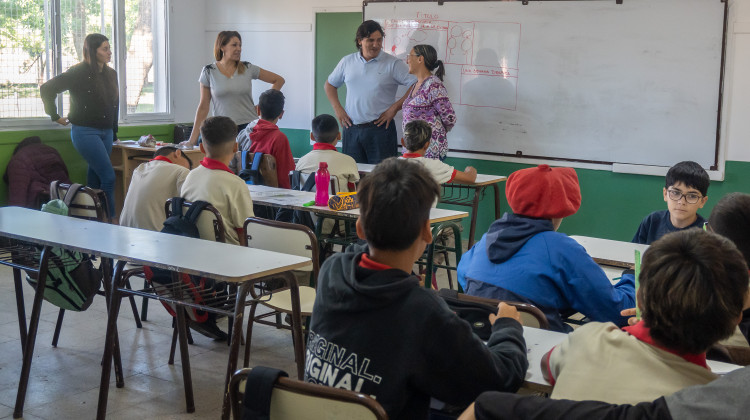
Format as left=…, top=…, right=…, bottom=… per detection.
left=356, top=163, right=506, bottom=248
left=570, top=235, right=649, bottom=269
left=0, top=207, right=125, bottom=419
left=110, top=143, right=204, bottom=216
left=0, top=207, right=309, bottom=419
left=247, top=184, right=469, bottom=288
left=522, top=326, right=743, bottom=394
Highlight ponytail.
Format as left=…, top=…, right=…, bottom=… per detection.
left=435, top=60, right=445, bottom=81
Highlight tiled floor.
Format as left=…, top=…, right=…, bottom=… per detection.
left=0, top=243, right=460, bottom=419
left=0, top=264, right=299, bottom=419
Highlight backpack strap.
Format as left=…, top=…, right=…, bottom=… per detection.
left=251, top=152, right=263, bottom=172
left=61, top=183, right=84, bottom=207
left=241, top=367, right=288, bottom=420
left=49, top=180, right=60, bottom=200
left=170, top=196, right=187, bottom=218
left=301, top=173, right=317, bottom=192
left=183, top=200, right=211, bottom=225
left=241, top=150, right=248, bottom=170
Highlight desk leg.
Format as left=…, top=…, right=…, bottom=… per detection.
left=100, top=258, right=124, bottom=387
left=467, top=186, right=483, bottom=250
left=13, top=246, right=52, bottom=419
left=286, top=271, right=305, bottom=380
left=491, top=184, right=501, bottom=221
left=221, top=281, right=250, bottom=420
left=12, top=267, right=27, bottom=354
left=171, top=271, right=195, bottom=413
left=96, top=260, right=127, bottom=420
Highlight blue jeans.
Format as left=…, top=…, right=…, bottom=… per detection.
left=342, top=122, right=398, bottom=164
left=70, top=124, right=115, bottom=217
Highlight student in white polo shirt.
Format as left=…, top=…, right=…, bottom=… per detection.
left=296, top=114, right=359, bottom=193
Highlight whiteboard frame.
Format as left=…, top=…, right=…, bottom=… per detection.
left=363, top=0, right=729, bottom=176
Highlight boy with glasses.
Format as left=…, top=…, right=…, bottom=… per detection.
left=632, top=160, right=709, bottom=244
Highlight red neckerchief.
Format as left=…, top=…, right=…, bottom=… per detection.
left=623, top=320, right=708, bottom=369
left=358, top=254, right=392, bottom=271
left=200, top=157, right=234, bottom=174
left=402, top=152, right=422, bottom=159
left=313, top=143, right=337, bottom=151
left=151, top=156, right=173, bottom=164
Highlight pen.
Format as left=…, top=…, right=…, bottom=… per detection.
left=303, top=200, right=316, bottom=207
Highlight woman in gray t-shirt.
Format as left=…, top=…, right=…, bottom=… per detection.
left=183, top=30, right=284, bottom=147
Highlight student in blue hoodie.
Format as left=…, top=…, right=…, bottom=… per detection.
left=457, top=164, right=635, bottom=332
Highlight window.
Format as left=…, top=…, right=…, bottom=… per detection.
left=0, top=0, right=169, bottom=122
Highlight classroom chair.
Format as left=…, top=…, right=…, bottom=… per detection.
left=48, top=182, right=142, bottom=347
left=241, top=217, right=320, bottom=379
left=228, top=367, right=388, bottom=420
left=291, top=170, right=358, bottom=256
left=446, top=290, right=550, bottom=330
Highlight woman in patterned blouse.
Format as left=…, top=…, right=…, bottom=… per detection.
left=402, top=44, right=457, bottom=161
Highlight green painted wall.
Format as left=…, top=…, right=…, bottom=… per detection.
left=282, top=127, right=750, bottom=242
left=0, top=124, right=173, bottom=204
left=314, top=12, right=362, bottom=117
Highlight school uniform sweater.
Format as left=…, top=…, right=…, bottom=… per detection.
left=457, top=213, right=635, bottom=331
left=632, top=210, right=706, bottom=245
left=305, top=243, right=528, bottom=420
left=180, top=158, right=254, bottom=245
left=120, top=158, right=189, bottom=232
left=547, top=322, right=717, bottom=405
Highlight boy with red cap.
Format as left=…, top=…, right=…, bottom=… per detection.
left=457, top=164, right=634, bottom=332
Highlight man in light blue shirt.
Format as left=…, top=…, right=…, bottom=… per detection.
left=325, top=20, right=417, bottom=164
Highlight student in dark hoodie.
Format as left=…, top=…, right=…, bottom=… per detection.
left=457, top=164, right=635, bottom=332
left=304, top=158, right=528, bottom=420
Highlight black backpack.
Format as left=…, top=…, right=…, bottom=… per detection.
left=25, top=183, right=102, bottom=311
left=143, top=197, right=227, bottom=323
left=438, top=289, right=496, bottom=341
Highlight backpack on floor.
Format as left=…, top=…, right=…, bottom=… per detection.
left=143, top=197, right=228, bottom=323
left=25, top=183, right=102, bottom=311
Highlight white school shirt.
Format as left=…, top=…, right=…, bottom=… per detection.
left=119, top=160, right=189, bottom=232
left=180, top=162, right=255, bottom=245
left=295, top=147, right=360, bottom=192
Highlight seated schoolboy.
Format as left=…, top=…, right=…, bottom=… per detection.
left=247, top=89, right=295, bottom=189
left=400, top=119, right=476, bottom=185
left=458, top=365, right=750, bottom=420
left=709, top=192, right=750, bottom=345
left=119, top=146, right=192, bottom=231
left=457, top=164, right=634, bottom=332
left=304, top=158, right=528, bottom=420
left=542, top=229, right=749, bottom=404
left=180, top=116, right=254, bottom=245
left=295, top=114, right=359, bottom=192
left=632, top=160, right=709, bottom=244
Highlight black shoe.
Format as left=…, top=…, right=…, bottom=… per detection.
left=187, top=318, right=228, bottom=341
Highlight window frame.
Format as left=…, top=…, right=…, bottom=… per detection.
left=0, top=0, right=173, bottom=131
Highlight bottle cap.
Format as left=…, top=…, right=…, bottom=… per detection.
left=318, top=162, right=328, bottom=168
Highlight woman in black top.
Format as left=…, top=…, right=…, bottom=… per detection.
left=41, top=33, right=119, bottom=216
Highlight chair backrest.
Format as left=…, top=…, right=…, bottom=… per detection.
left=230, top=151, right=278, bottom=187
left=164, top=198, right=227, bottom=243
left=243, top=217, right=319, bottom=277
left=229, top=368, right=388, bottom=420
left=453, top=292, right=550, bottom=330
left=51, top=181, right=109, bottom=222
left=295, top=171, right=341, bottom=195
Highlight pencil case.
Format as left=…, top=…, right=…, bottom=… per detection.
left=328, top=192, right=359, bottom=211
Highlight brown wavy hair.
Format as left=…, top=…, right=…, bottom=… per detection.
left=214, top=31, right=246, bottom=74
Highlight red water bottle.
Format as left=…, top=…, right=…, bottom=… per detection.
left=315, top=162, right=330, bottom=206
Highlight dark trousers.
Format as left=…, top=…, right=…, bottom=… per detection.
left=342, top=122, right=398, bottom=164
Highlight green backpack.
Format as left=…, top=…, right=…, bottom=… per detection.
left=25, top=183, right=102, bottom=311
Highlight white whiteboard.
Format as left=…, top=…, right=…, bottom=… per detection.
left=365, top=0, right=725, bottom=169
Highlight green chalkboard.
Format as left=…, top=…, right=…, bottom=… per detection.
left=314, top=12, right=362, bottom=118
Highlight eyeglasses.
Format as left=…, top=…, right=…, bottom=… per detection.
left=666, top=188, right=703, bottom=204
